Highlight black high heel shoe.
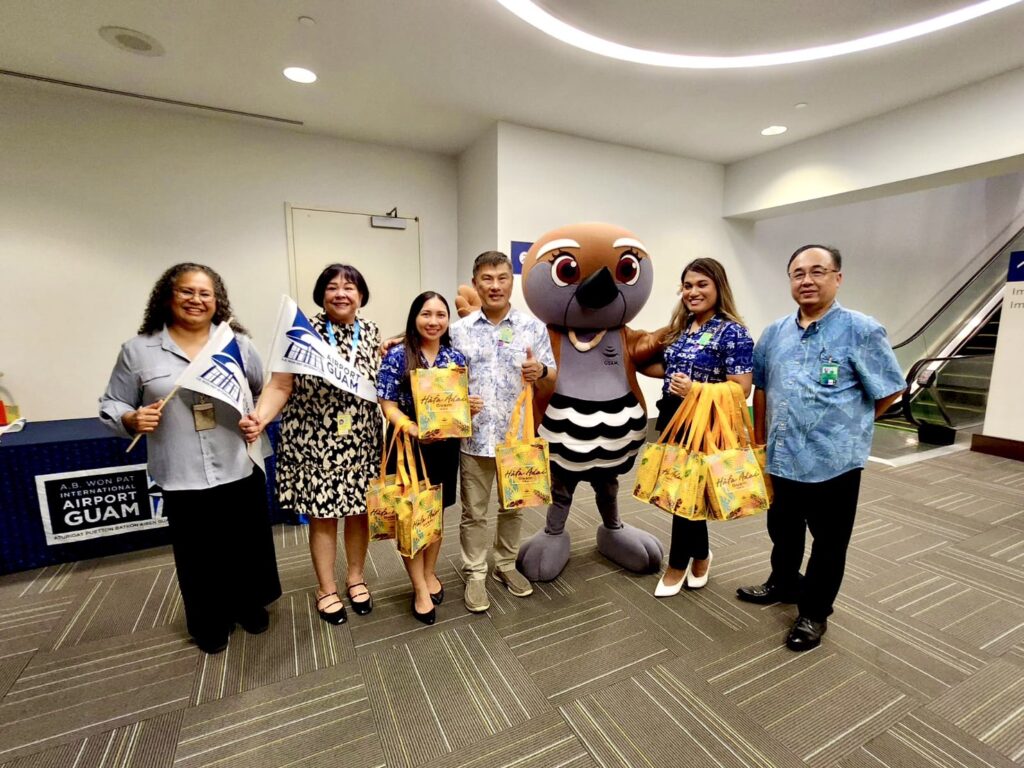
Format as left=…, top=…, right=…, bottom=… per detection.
left=346, top=582, right=373, bottom=616
left=429, top=582, right=444, bottom=606
left=411, top=598, right=436, bottom=625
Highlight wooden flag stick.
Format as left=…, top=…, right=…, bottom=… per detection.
left=125, top=384, right=182, bottom=453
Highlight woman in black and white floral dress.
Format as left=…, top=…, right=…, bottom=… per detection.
left=243, top=264, right=382, bottom=625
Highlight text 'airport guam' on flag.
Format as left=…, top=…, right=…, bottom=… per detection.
left=266, top=295, right=378, bottom=402
left=174, top=322, right=255, bottom=415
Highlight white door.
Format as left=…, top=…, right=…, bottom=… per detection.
left=287, top=206, right=421, bottom=340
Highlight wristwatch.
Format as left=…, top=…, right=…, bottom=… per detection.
left=540, top=364, right=549, bottom=380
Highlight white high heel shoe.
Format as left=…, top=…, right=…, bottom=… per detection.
left=654, top=560, right=691, bottom=597
left=685, top=551, right=713, bottom=589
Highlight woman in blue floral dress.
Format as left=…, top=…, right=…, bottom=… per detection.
left=377, top=291, right=467, bottom=624
left=646, top=258, right=754, bottom=597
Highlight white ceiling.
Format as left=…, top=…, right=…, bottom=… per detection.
left=2, top=0, right=1023, bottom=164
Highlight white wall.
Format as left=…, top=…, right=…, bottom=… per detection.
left=0, top=80, right=458, bottom=421
left=457, top=126, right=499, bottom=281
left=724, top=67, right=1024, bottom=219
left=494, top=123, right=739, bottom=410
left=726, top=172, right=1024, bottom=342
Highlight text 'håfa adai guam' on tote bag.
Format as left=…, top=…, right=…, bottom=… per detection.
left=394, top=431, right=444, bottom=558
left=495, top=383, right=552, bottom=510
left=411, top=364, right=472, bottom=440
left=702, top=382, right=770, bottom=521
left=648, top=383, right=713, bottom=520
left=367, top=428, right=402, bottom=541
left=634, top=381, right=704, bottom=504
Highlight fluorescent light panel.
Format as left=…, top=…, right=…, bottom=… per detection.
left=495, top=0, right=1023, bottom=69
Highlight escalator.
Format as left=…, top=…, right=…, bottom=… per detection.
left=878, top=225, right=1022, bottom=444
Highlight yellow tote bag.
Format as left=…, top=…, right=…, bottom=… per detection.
left=366, top=429, right=401, bottom=541
left=702, top=386, right=769, bottom=521
left=411, top=365, right=472, bottom=440
left=649, top=385, right=712, bottom=520
left=394, top=433, right=444, bottom=558
left=632, top=384, right=702, bottom=503
left=724, top=381, right=774, bottom=507
left=495, top=383, right=552, bottom=510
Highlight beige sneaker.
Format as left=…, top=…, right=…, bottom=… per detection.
left=464, top=578, right=490, bottom=612
left=492, top=567, right=533, bottom=597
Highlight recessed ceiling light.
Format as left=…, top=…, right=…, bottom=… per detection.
left=98, top=26, right=164, bottom=57
left=794, top=102, right=808, bottom=109
left=495, top=0, right=1024, bottom=69
left=298, top=16, right=316, bottom=27
left=761, top=125, right=788, bottom=136
left=283, top=67, right=317, bottom=84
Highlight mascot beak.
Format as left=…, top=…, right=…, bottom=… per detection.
left=575, top=266, right=619, bottom=310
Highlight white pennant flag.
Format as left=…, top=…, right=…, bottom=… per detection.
left=175, top=322, right=255, bottom=415
left=174, top=322, right=264, bottom=470
left=266, top=295, right=378, bottom=402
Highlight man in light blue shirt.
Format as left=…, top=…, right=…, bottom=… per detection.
left=449, top=251, right=556, bottom=613
left=738, top=245, right=905, bottom=652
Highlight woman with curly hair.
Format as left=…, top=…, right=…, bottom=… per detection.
left=99, top=263, right=281, bottom=654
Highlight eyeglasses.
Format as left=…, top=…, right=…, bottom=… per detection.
left=174, top=288, right=215, bottom=302
left=788, top=267, right=838, bottom=282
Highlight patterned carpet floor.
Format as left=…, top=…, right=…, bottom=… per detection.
left=1, top=447, right=1023, bottom=767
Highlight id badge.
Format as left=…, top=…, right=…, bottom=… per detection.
left=697, top=331, right=713, bottom=347
left=820, top=363, right=839, bottom=386
left=192, top=402, right=216, bottom=431
left=336, top=412, right=353, bottom=437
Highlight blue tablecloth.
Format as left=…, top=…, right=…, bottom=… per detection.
left=0, top=418, right=288, bottom=575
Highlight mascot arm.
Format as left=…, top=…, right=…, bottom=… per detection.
left=531, top=329, right=558, bottom=422
left=625, top=325, right=669, bottom=367
left=454, top=284, right=482, bottom=319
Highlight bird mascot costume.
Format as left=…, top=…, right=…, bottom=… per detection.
left=513, top=222, right=666, bottom=581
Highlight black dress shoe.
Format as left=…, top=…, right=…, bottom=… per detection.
left=786, top=616, right=827, bottom=651
left=346, top=582, right=373, bottom=616
left=195, top=634, right=229, bottom=655
left=736, top=582, right=798, bottom=605
left=412, top=599, right=436, bottom=625
left=315, top=591, right=348, bottom=625
left=429, top=583, right=444, bottom=606
left=238, top=606, right=270, bottom=635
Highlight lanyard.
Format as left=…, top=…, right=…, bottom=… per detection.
left=326, top=319, right=360, bottom=365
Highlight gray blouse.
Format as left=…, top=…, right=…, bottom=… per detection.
left=98, top=325, right=264, bottom=491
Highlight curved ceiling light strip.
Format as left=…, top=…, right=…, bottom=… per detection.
left=495, top=0, right=1023, bottom=69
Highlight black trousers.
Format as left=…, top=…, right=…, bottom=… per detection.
left=766, top=469, right=862, bottom=622
left=654, top=396, right=710, bottom=569
left=162, top=470, right=282, bottom=642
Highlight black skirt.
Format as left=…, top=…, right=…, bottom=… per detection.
left=162, top=470, right=281, bottom=642
left=384, top=424, right=461, bottom=509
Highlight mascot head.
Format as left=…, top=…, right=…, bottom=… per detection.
left=522, top=222, right=653, bottom=331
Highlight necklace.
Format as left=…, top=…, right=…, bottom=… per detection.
left=568, top=328, right=607, bottom=352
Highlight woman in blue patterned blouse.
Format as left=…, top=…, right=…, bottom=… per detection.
left=377, top=291, right=467, bottom=624
left=646, top=258, right=754, bottom=597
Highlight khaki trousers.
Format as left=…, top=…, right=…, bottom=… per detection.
left=459, top=452, right=523, bottom=578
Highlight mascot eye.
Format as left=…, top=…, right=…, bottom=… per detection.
left=615, top=253, right=641, bottom=286
left=551, top=254, right=581, bottom=286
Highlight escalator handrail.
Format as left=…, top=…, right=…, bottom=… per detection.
left=901, top=353, right=993, bottom=427
left=892, top=222, right=1022, bottom=350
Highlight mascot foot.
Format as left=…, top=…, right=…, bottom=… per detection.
left=596, top=524, right=663, bottom=574
left=517, top=530, right=571, bottom=582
